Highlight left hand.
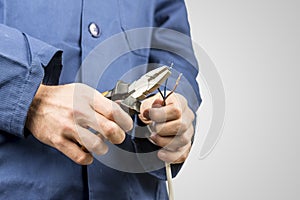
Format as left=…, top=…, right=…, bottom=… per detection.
left=139, top=92, right=195, bottom=164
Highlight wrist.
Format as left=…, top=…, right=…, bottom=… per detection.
left=25, top=84, right=47, bottom=132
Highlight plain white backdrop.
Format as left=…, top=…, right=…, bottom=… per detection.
left=174, top=0, right=300, bottom=199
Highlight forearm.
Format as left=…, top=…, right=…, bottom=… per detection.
left=0, top=24, right=62, bottom=137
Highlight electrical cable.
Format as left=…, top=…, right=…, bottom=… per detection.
left=158, top=71, right=182, bottom=200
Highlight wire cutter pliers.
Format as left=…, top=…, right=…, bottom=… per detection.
left=102, top=66, right=171, bottom=114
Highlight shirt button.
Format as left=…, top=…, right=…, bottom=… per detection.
left=88, top=22, right=101, bottom=38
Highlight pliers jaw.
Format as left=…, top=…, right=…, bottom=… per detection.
left=104, top=66, right=171, bottom=114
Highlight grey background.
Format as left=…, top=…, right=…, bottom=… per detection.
left=174, top=0, right=300, bottom=199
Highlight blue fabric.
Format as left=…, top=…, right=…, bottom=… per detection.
left=0, top=0, right=201, bottom=199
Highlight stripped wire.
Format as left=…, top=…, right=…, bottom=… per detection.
left=164, top=73, right=182, bottom=102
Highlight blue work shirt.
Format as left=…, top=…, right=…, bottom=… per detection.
left=0, top=0, right=201, bottom=199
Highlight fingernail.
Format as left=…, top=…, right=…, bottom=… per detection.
left=158, top=150, right=166, bottom=159
left=86, top=156, right=94, bottom=165
left=95, top=144, right=108, bottom=156
left=143, top=109, right=150, bottom=119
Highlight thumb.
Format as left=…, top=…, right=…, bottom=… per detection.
left=142, top=98, right=164, bottom=120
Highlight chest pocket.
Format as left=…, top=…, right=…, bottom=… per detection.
left=118, top=0, right=155, bottom=58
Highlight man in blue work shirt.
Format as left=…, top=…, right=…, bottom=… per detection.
left=0, top=0, right=201, bottom=199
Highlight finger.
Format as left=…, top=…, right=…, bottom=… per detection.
left=139, top=94, right=162, bottom=118
left=92, top=92, right=133, bottom=132
left=75, top=126, right=108, bottom=155
left=144, top=94, right=187, bottom=122
left=150, top=109, right=194, bottom=136
left=152, top=99, right=164, bottom=108
left=157, top=143, right=192, bottom=164
left=89, top=112, right=126, bottom=144
left=143, top=103, right=182, bottom=123
left=150, top=126, right=194, bottom=151
left=53, top=136, right=94, bottom=165
left=144, top=93, right=190, bottom=123
left=140, top=99, right=163, bottom=122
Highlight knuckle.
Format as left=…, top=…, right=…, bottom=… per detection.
left=188, top=109, right=195, bottom=121
left=172, top=106, right=182, bottom=119
left=174, top=122, right=183, bottom=134
left=179, top=154, right=187, bottom=163
left=106, top=108, right=115, bottom=120
left=179, top=134, right=190, bottom=146
left=72, top=107, right=84, bottom=118
left=174, top=151, right=189, bottom=164
left=104, top=123, right=118, bottom=138
left=64, top=111, right=78, bottom=126
left=51, top=136, right=65, bottom=148
left=65, top=109, right=74, bottom=119
left=178, top=122, right=188, bottom=133
left=61, top=123, right=75, bottom=134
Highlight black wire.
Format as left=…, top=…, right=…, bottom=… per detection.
left=157, top=88, right=165, bottom=100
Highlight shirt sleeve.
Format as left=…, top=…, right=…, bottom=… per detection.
left=132, top=0, right=202, bottom=180
left=0, top=24, right=62, bottom=138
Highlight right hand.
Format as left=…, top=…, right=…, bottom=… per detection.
left=26, top=83, right=133, bottom=165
